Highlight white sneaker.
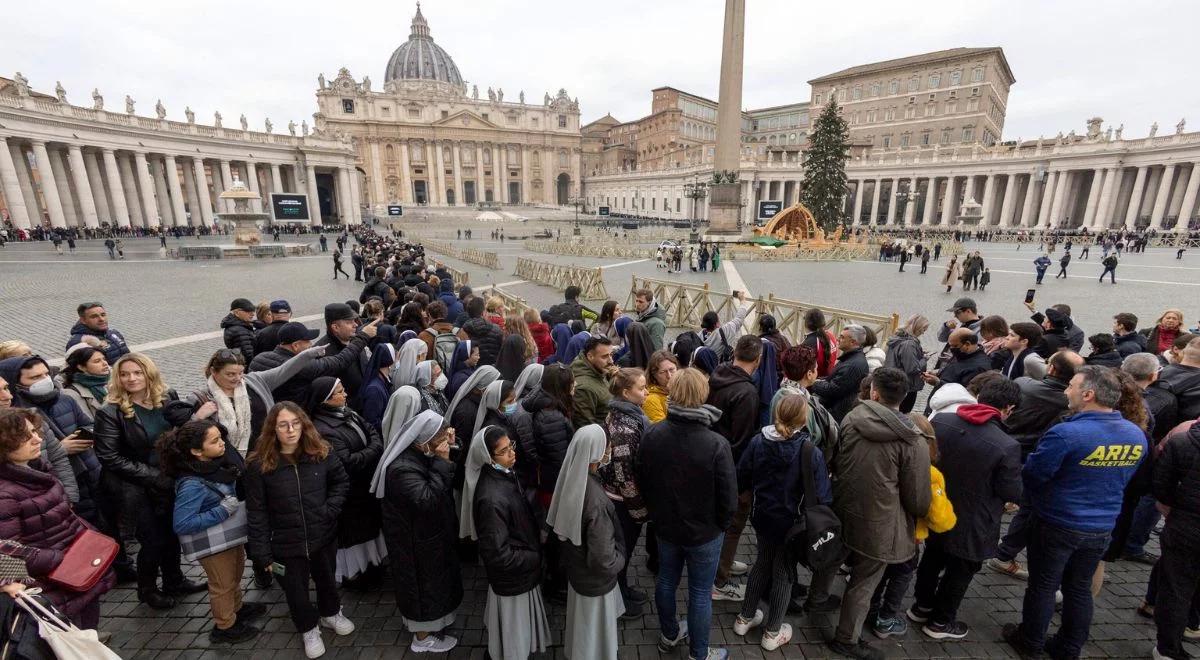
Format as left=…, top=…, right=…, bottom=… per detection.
left=733, top=609, right=763, bottom=636
left=711, top=582, right=745, bottom=602
left=318, top=610, right=355, bottom=636
left=410, top=634, right=458, bottom=653
left=302, top=627, right=325, bottom=659
left=729, top=560, right=751, bottom=577
left=761, top=623, right=793, bottom=652
left=1186, top=627, right=1200, bottom=639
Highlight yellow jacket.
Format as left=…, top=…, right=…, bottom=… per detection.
left=643, top=385, right=668, bottom=423
left=916, top=466, right=956, bottom=540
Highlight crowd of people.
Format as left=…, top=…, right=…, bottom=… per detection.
left=1, top=225, right=1200, bottom=660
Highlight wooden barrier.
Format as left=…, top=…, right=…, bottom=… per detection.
left=442, top=264, right=470, bottom=286
left=625, top=275, right=899, bottom=342
left=481, top=285, right=533, bottom=316
left=724, top=243, right=876, bottom=261
left=514, top=257, right=608, bottom=300
left=418, top=239, right=501, bottom=269
left=523, top=240, right=655, bottom=259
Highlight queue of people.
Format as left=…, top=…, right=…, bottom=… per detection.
left=1, top=225, right=1198, bottom=660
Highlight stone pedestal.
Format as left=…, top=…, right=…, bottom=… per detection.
left=707, top=181, right=742, bottom=234
left=226, top=215, right=264, bottom=246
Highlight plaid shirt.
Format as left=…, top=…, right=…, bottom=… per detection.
left=0, top=540, right=36, bottom=586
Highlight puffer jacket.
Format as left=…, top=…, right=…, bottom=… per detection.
left=460, top=317, right=504, bottom=366
left=1153, top=421, right=1200, bottom=545
left=570, top=354, right=611, bottom=427
left=473, top=465, right=542, bottom=596
left=244, top=452, right=349, bottom=563
left=518, top=388, right=575, bottom=492
left=529, top=322, right=554, bottom=364
left=1158, top=363, right=1200, bottom=428
left=706, top=362, right=760, bottom=461
left=254, top=319, right=289, bottom=356
left=380, top=447, right=463, bottom=623
left=884, top=330, right=927, bottom=392
left=0, top=459, right=115, bottom=620
left=1006, top=375, right=1071, bottom=456
left=1114, top=331, right=1148, bottom=358
left=737, top=426, right=831, bottom=545
left=560, top=475, right=625, bottom=597
left=310, top=407, right=383, bottom=549
left=832, top=400, right=932, bottom=563
left=221, top=313, right=257, bottom=365
left=66, top=321, right=129, bottom=364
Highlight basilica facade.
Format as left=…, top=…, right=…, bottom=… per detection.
left=313, top=5, right=583, bottom=212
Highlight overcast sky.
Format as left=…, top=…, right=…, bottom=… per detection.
left=6, top=0, right=1197, bottom=141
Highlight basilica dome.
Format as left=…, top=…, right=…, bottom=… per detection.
left=384, top=5, right=464, bottom=89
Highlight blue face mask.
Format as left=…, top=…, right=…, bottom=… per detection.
left=502, top=403, right=518, bottom=415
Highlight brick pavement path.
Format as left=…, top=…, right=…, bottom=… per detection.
left=0, top=236, right=1175, bottom=659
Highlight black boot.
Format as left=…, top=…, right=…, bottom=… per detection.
left=138, top=589, right=177, bottom=610
left=209, top=619, right=260, bottom=644
left=163, top=577, right=208, bottom=596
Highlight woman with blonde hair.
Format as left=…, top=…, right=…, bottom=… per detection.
left=0, top=340, right=33, bottom=360
left=885, top=314, right=931, bottom=413
left=505, top=312, right=538, bottom=363
left=94, top=353, right=205, bottom=609
left=245, top=402, right=352, bottom=658
left=1142, top=308, right=1185, bottom=356
left=253, top=301, right=272, bottom=331
left=485, top=297, right=507, bottom=329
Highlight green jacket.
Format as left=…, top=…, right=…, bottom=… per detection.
left=570, top=355, right=611, bottom=428
left=636, top=302, right=668, bottom=352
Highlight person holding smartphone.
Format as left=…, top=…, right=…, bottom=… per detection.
left=375, top=410, right=463, bottom=654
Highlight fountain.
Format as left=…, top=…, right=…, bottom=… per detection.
left=172, top=176, right=313, bottom=259
left=218, top=176, right=268, bottom=246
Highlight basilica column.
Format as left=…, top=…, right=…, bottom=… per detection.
left=433, top=143, right=447, bottom=205
left=0, top=137, right=33, bottom=229
left=30, top=142, right=67, bottom=228
left=849, top=180, right=864, bottom=225
left=884, top=178, right=899, bottom=225
left=1081, top=168, right=1105, bottom=229
left=1016, top=174, right=1036, bottom=227
left=334, top=168, right=350, bottom=222
left=134, top=152, right=161, bottom=228
left=369, top=140, right=385, bottom=207
left=452, top=142, right=464, bottom=206
left=1149, top=164, right=1177, bottom=228
left=65, top=145, right=99, bottom=228
left=1175, top=163, right=1200, bottom=233
left=350, top=167, right=363, bottom=222
left=395, top=141, right=410, bottom=204
left=521, top=147, right=531, bottom=205
left=940, top=176, right=957, bottom=225
left=118, top=154, right=145, bottom=227
left=491, top=145, right=503, bottom=203
left=474, top=144, right=486, bottom=203
left=47, top=148, right=80, bottom=227
left=191, top=157, right=214, bottom=226
left=151, top=158, right=174, bottom=227
left=1123, top=166, right=1148, bottom=229
left=162, top=156, right=187, bottom=227
left=498, top=146, right=509, bottom=204
left=922, top=177, right=938, bottom=225
left=305, top=165, right=322, bottom=225
left=100, top=149, right=132, bottom=227
left=1048, top=170, right=1071, bottom=227
left=997, top=173, right=1018, bottom=227
left=867, top=178, right=881, bottom=225
left=83, top=151, right=111, bottom=224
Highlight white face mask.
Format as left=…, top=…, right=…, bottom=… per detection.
left=433, top=373, right=449, bottom=391
left=26, top=376, right=56, bottom=398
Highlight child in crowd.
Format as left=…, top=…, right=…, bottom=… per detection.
left=979, top=268, right=991, bottom=291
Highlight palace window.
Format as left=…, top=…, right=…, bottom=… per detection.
left=972, top=67, right=984, bottom=82
left=941, top=128, right=953, bottom=144
left=900, top=133, right=910, bottom=147
left=962, top=126, right=974, bottom=142
left=838, top=89, right=846, bottom=101
left=946, top=101, right=957, bottom=114
left=921, top=132, right=931, bottom=146
left=882, top=135, right=892, bottom=148
left=950, top=70, right=962, bottom=85
left=531, top=117, right=538, bottom=126
left=381, top=106, right=391, bottom=117
left=871, top=82, right=881, bottom=97
left=815, top=93, right=823, bottom=104
left=558, top=115, right=567, bottom=128
left=925, top=104, right=935, bottom=117
left=342, top=99, right=355, bottom=113
left=905, top=106, right=916, bottom=119
left=971, top=87, right=980, bottom=96
left=889, top=80, right=899, bottom=94
left=929, top=73, right=941, bottom=88
left=908, top=76, right=919, bottom=92
left=852, top=86, right=862, bottom=100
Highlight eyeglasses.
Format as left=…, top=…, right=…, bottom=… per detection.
left=275, top=421, right=303, bottom=431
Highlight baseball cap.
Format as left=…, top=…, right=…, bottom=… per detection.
left=230, top=298, right=255, bottom=312
left=946, top=297, right=977, bottom=313
left=270, top=300, right=292, bottom=314
left=278, top=322, right=319, bottom=344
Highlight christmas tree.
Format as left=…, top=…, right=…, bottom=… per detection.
left=800, top=95, right=850, bottom=233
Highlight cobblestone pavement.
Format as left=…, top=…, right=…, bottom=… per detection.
left=0, top=230, right=1185, bottom=658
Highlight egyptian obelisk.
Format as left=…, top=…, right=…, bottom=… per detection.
left=707, top=0, right=746, bottom=234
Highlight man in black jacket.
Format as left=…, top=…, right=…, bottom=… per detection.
left=987, top=350, right=1083, bottom=578
left=1113, top=312, right=1147, bottom=358
left=359, top=267, right=393, bottom=304
left=923, top=329, right=991, bottom=402
left=545, top=285, right=597, bottom=326
left=1157, top=337, right=1200, bottom=427
left=914, top=379, right=1022, bottom=640
left=253, top=300, right=292, bottom=356
left=706, top=335, right=761, bottom=600
left=1151, top=420, right=1200, bottom=660
left=1002, top=322, right=1044, bottom=380
left=251, top=321, right=375, bottom=404
left=457, top=297, right=504, bottom=366
left=221, top=298, right=258, bottom=365
left=812, top=325, right=870, bottom=422
left=315, top=303, right=371, bottom=400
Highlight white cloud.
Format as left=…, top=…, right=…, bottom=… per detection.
left=3, top=0, right=1196, bottom=141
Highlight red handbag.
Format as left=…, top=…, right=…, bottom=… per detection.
left=46, top=529, right=118, bottom=592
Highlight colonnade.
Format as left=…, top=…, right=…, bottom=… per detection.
left=0, top=136, right=367, bottom=230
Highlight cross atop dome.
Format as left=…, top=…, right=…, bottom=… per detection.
left=410, top=2, right=430, bottom=39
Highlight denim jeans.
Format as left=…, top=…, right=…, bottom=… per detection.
left=1123, top=494, right=1161, bottom=556
left=656, top=534, right=724, bottom=659
left=996, top=490, right=1033, bottom=562
left=1017, top=515, right=1110, bottom=657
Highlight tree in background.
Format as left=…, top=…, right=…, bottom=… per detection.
left=801, top=95, right=850, bottom=233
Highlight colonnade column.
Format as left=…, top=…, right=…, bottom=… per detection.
left=922, top=177, right=938, bottom=225
left=245, top=162, right=263, bottom=213
left=884, top=178, right=899, bottom=225
left=47, top=149, right=79, bottom=227
left=99, top=149, right=131, bottom=227
left=1175, top=163, right=1200, bottom=233
left=998, top=174, right=1018, bottom=227
left=369, top=140, right=385, bottom=207
left=350, top=167, right=363, bottom=222
left=1047, top=170, right=1070, bottom=226
left=1036, top=171, right=1057, bottom=226
left=0, top=137, right=32, bottom=229
left=433, top=143, right=447, bottom=205
left=1080, top=168, right=1105, bottom=229
left=134, top=152, right=161, bottom=228
left=151, top=158, right=174, bottom=227
left=940, top=176, right=957, bottom=225
left=902, top=180, right=917, bottom=225
left=68, top=145, right=101, bottom=228
left=118, top=154, right=145, bottom=227
left=452, top=143, right=464, bottom=206
left=162, top=156, right=187, bottom=227
left=191, top=157, right=214, bottom=226
left=1094, top=167, right=1121, bottom=229
left=305, top=165, right=322, bottom=225
left=491, top=145, right=503, bottom=203
left=398, top=141, right=412, bottom=204
left=11, top=145, right=44, bottom=226
left=30, top=142, right=67, bottom=228
left=867, top=178, right=881, bottom=225
left=1123, top=166, right=1148, bottom=229
left=979, top=174, right=997, bottom=226
left=213, top=161, right=231, bottom=213
left=1149, top=164, right=1177, bottom=228
left=337, top=167, right=354, bottom=222
left=1018, top=173, right=1038, bottom=227
left=270, top=164, right=284, bottom=197
left=83, top=151, right=111, bottom=225
left=850, top=180, right=865, bottom=225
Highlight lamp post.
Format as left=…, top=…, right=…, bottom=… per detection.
left=684, top=176, right=708, bottom=243
left=569, top=196, right=585, bottom=235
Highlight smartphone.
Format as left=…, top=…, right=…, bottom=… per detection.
left=271, top=563, right=287, bottom=577
left=1024, top=288, right=1036, bottom=304
left=74, top=427, right=95, bottom=441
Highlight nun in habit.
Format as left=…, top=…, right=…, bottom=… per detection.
left=546, top=425, right=625, bottom=659
left=462, top=426, right=551, bottom=659
left=412, top=360, right=449, bottom=415
left=380, top=385, right=421, bottom=449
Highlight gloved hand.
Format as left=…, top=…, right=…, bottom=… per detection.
left=219, top=495, right=240, bottom=515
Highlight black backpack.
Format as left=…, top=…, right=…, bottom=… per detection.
left=714, top=328, right=734, bottom=363
left=784, top=441, right=848, bottom=571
